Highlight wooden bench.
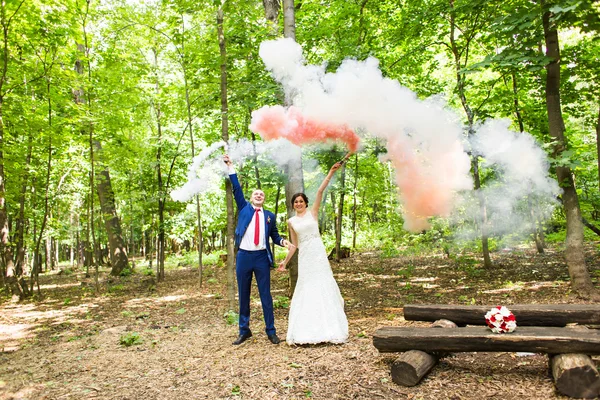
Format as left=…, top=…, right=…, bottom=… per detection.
left=373, top=304, right=600, bottom=398
left=403, top=303, right=600, bottom=327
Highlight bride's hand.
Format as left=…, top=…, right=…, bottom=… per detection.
left=277, top=262, right=286, bottom=272
left=330, top=162, right=342, bottom=173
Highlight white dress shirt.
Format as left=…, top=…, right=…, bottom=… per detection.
left=240, top=206, right=266, bottom=251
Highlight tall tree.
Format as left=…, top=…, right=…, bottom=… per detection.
left=261, top=0, right=305, bottom=296
left=541, top=0, right=597, bottom=299
left=217, top=1, right=236, bottom=311
left=1, top=0, right=25, bottom=296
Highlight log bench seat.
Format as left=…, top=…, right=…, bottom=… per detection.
left=373, top=326, right=600, bottom=354
left=373, top=305, right=600, bottom=398
left=403, top=304, right=600, bottom=327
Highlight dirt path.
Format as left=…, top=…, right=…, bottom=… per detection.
left=1, top=247, right=598, bottom=399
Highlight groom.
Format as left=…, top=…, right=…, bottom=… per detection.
left=224, top=154, right=289, bottom=345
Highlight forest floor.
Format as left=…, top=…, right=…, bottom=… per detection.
left=1, top=244, right=599, bottom=400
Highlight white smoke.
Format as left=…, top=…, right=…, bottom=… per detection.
left=171, top=138, right=303, bottom=201
left=257, top=38, right=558, bottom=234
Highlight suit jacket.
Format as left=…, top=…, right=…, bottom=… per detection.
left=229, top=173, right=284, bottom=265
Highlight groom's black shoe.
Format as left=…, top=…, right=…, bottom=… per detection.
left=233, top=331, right=252, bottom=345
left=267, top=334, right=281, bottom=344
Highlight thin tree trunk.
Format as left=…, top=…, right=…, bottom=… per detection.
left=596, top=100, right=600, bottom=193
left=0, top=0, right=24, bottom=296
left=449, top=0, right=491, bottom=268
left=31, top=136, right=52, bottom=295
left=15, top=132, right=33, bottom=282
left=151, top=48, right=165, bottom=282
left=249, top=118, right=262, bottom=189
left=272, top=183, right=281, bottom=257
left=330, top=192, right=336, bottom=233
left=282, top=0, right=304, bottom=296
left=217, top=3, right=236, bottom=311
left=542, top=3, right=597, bottom=299
left=334, top=163, right=346, bottom=262
left=180, top=14, right=204, bottom=286
left=15, top=132, right=33, bottom=297
left=352, top=154, right=359, bottom=249
left=93, top=140, right=129, bottom=275
left=513, top=71, right=545, bottom=253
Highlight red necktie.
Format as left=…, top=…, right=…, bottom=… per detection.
left=254, top=208, right=260, bottom=246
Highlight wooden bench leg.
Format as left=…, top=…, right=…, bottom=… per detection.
left=391, top=350, right=437, bottom=386
left=390, top=319, right=458, bottom=387
left=550, top=354, right=600, bottom=399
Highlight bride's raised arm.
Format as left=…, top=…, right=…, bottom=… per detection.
left=310, top=161, right=343, bottom=219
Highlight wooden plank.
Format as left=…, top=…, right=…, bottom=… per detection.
left=373, top=326, right=600, bottom=354
left=403, top=304, right=600, bottom=327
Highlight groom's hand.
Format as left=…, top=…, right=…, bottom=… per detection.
left=223, top=154, right=232, bottom=166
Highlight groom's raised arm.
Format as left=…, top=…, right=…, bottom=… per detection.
left=224, top=154, right=247, bottom=210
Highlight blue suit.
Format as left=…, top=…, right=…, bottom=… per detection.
left=229, top=173, right=285, bottom=336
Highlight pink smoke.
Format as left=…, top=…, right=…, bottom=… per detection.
left=250, top=105, right=360, bottom=153
left=386, top=136, right=466, bottom=232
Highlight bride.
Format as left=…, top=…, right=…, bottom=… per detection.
left=278, top=161, right=349, bottom=345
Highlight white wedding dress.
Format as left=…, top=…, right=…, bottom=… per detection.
left=286, top=213, right=348, bottom=345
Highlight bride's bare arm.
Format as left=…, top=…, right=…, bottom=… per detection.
left=311, top=161, right=343, bottom=218
left=277, top=222, right=298, bottom=271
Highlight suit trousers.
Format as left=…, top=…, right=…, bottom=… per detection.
left=236, top=249, right=276, bottom=336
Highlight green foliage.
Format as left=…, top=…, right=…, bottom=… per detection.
left=119, top=332, right=143, bottom=347
left=2, top=0, right=599, bottom=296
left=396, top=265, right=415, bottom=279
left=545, top=230, right=567, bottom=244
left=108, top=285, right=125, bottom=294
left=380, top=243, right=400, bottom=258
left=223, top=310, right=239, bottom=326
left=453, top=255, right=484, bottom=277
left=273, top=296, right=290, bottom=309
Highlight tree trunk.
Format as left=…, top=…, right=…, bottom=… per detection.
left=542, top=4, right=597, bottom=299
left=449, top=0, right=491, bottom=268
left=0, top=0, right=24, bottom=297
left=282, top=0, right=304, bottom=297
left=217, top=4, right=236, bottom=311
left=352, top=154, right=358, bottom=249
left=271, top=183, right=281, bottom=257
left=258, top=0, right=304, bottom=296
left=31, top=136, right=52, bottom=295
left=93, top=140, right=129, bottom=276
left=151, top=48, right=165, bottom=282
left=262, top=0, right=280, bottom=30
left=334, top=163, right=346, bottom=262
left=15, top=132, right=32, bottom=277
left=596, top=99, right=600, bottom=193
left=180, top=14, right=204, bottom=286
left=513, top=71, right=545, bottom=253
